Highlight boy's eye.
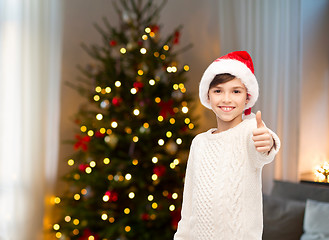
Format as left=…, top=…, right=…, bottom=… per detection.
left=214, top=89, right=221, bottom=93
left=233, top=90, right=241, bottom=94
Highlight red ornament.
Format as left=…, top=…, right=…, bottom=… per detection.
left=105, top=190, right=119, bottom=202
left=153, top=165, right=166, bottom=177
left=109, top=40, right=117, bottom=46
left=133, top=82, right=144, bottom=91
left=158, top=99, right=175, bottom=119
left=74, top=135, right=91, bottom=151
left=150, top=25, right=160, bottom=33
left=79, top=163, right=89, bottom=172
left=112, top=97, right=122, bottom=107
left=141, top=213, right=150, bottom=221
left=170, top=209, right=181, bottom=229
left=78, top=229, right=100, bottom=240
left=137, top=40, right=143, bottom=46
left=95, top=131, right=106, bottom=138
left=180, top=126, right=188, bottom=132
left=173, top=31, right=180, bottom=45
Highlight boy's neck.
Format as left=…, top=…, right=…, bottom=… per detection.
left=213, top=115, right=243, bottom=134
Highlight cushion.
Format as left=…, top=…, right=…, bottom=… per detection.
left=300, top=199, right=329, bottom=240
left=262, top=194, right=305, bottom=240
left=271, top=180, right=329, bottom=203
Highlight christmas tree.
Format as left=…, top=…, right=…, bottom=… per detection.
left=52, top=0, right=197, bottom=239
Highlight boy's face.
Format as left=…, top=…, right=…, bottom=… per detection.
left=207, top=77, right=249, bottom=127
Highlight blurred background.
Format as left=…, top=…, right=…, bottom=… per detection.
left=0, top=0, right=328, bottom=239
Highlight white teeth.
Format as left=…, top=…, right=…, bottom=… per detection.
left=222, top=107, right=233, bottom=111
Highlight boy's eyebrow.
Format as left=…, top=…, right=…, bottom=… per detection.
left=211, top=85, right=245, bottom=89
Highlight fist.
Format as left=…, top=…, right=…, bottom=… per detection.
left=252, top=111, right=274, bottom=153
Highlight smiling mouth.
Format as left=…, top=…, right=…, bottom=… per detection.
left=219, top=106, right=235, bottom=112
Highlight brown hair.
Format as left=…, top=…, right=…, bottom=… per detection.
left=209, top=73, right=236, bottom=90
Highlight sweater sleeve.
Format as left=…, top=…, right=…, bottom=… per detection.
left=248, top=123, right=281, bottom=169
left=173, top=139, right=196, bottom=240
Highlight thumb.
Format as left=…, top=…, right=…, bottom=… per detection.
left=256, top=111, right=264, bottom=128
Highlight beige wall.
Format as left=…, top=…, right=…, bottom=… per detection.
left=299, top=0, right=329, bottom=177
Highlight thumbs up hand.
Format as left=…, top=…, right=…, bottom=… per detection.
left=252, top=111, right=274, bottom=153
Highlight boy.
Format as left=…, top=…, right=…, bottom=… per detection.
left=174, top=51, right=280, bottom=240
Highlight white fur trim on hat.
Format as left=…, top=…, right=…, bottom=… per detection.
left=199, top=52, right=259, bottom=111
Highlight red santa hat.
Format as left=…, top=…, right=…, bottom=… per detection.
left=199, top=51, right=259, bottom=115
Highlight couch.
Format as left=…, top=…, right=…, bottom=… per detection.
left=263, top=180, right=329, bottom=240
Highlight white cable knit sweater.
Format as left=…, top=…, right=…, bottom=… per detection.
left=174, top=117, right=280, bottom=240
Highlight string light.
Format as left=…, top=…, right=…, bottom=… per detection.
left=54, top=197, right=61, bottom=204
left=96, top=113, right=103, bottom=120
left=152, top=157, right=158, bottom=163
left=74, top=174, right=80, bottom=180
left=133, top=109, right=140, bottom=116
left=103, top=195, right=110, bottom=202
left=152, top=202, right=158, bottom=209
left=133, top=136, right=139, bottom=142
left=81, top=189, right=87, bottom=195
left=145, top=27, right=151, bottom=33
left=103, top=158, right=110, bottom=164
left=173, top=159, right=180, bottom=165
left=73, top=229, right=79, bottom=235
left=120, top=47, right=127, bottom=54
left=74, top=194, right=80, bottom=200
left=128, top=192, right=135, bottom=199
left=53, top=224, right=60, bottom=231
left=115, top=81, right=121, bottom=87
left=184, top=65, right=190, bottom=71
left=85, top=167, right=92, bottom=174
left=149, top=79, right=155, bottom=85
left=131, top=88, right=137, bottom=94
left=90, top=161, right=96, bottom=167
left=94, top=95, right=100, bottom=101
left=152, top=174, right=158, bottom=181
left=109, top=217, right=115, bottom=223
left=158, top=139, right=165, bottom=146
left=173, top=84, right=179, bottom=90
left=155, top=97, right=161, bottom=103
left=176, top=138, right=182, bottom=145
left=182, top=106, right=189, bottom=113
left=138, top=70, right=144, bottom=76
left=125, top=173, right=132, bottom=180
left=111, top=121, right=118, bottom=128
left=87, top=130, right=94, bottom=136
left=101, top=213, right=108, bottom=220
left=160, top=54, right=166, bottom=60
left=105, top=87, right=111, bottom=93
left=73, top=219, right=79, bottom=225
left=184, top=118, right=190, bottom=124
left=132, top=159, right=139, bottom=165
left=169, top=118, right=175, bottom=124
left=68, top=159, right=74, bottom=166
left=100, top=128, right=106, bottom=134
left=140, top=48, right=147, bottom=54
left=125, top=226, right=131, bottom=232
left=172, top=193, right=178, bottom=199
left=108, top=174, right=114, bottom=181
left=158, top=116, right=164, bottom=122
left=143, top=122, right=149, bottom=128
left=166, top=131, right=172, bottom=138
left=154, top=52, right=159, bottom=57
left=169, top=205, right=176, bottom=211
left=80, top=126, right=87, bottom=132
left=55, top=232, right=62, bottom=239
left=163, top=45, right=169, bottom=51
left=64, top=216, right=71, bottom=222
left=188, top=123, right=194, bottom=129
left=142, top=34, right=148, bottom=40
left=95, top=86, right=102, bottom=93
left=148, top=195, right=154, bottom=201
left=124, top=208, right=130, bottom=214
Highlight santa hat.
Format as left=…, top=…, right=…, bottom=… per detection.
left=199, top=51, right=259, bottom=115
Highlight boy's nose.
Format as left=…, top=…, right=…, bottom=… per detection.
left=223, top=93, right=231, bottom=102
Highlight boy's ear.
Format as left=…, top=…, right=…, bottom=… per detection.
left=246, top=94, right=250, bottom=105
